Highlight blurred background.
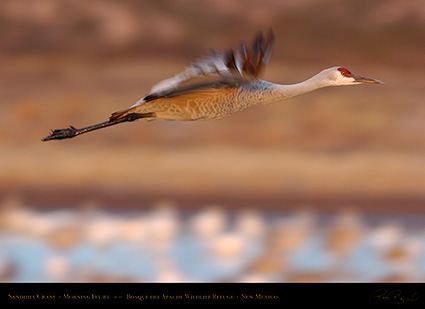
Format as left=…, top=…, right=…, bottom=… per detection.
left=1, top=0, right=425, bottom=282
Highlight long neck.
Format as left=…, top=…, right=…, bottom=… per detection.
left=271, top=72, right=330, bottom=101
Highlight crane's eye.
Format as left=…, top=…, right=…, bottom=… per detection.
left=338, top=68, right=352, bottom=77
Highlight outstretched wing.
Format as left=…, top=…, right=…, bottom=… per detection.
left=144, top=29, right=275, bottom=101
left=110, top=30, right=274, bottom=121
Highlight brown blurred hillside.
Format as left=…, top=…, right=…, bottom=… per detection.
left=1, top=0, right=425, bottom=66
left=1, top=0, right=425, bottom=211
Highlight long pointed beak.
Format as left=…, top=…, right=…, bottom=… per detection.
left=352, top=73, right=385, bottom=84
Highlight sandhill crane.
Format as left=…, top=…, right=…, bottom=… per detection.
left=42, top=29, right=383, bottom=141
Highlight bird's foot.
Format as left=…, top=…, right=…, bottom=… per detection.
left=42, top=126, right=79, bottom=141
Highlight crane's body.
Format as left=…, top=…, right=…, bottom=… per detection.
left=116, top=80, right=277, bottom=121
left=42, top=30, right=383, bottom=141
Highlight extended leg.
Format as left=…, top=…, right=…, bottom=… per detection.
left=42, top=112, right=155, bottom=141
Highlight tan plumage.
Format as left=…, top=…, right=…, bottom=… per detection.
left=42, top=29, right=382, bottom=141
left=110, top=29, right=274, bottom=122
left=110, top=88, right=239, bottom=122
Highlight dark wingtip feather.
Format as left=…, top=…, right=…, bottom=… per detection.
left=224, top=49, right=238, bottom=75
left=235, top=29, right=275, bottom=79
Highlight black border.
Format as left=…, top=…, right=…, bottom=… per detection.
left=2, top=283, right=424, bottom=306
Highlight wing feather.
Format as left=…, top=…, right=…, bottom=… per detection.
left=110, top=30, right=275, bottom=122
left=143, top=29, right=275, bottom=102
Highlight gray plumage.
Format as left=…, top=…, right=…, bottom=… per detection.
left=42, top=30, right=383, bottom=141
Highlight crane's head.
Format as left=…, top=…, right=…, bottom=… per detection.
left=319, top=67, right=384, bottom=86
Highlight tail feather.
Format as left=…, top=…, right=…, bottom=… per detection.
left=109, top=109, right=129, bottom=122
